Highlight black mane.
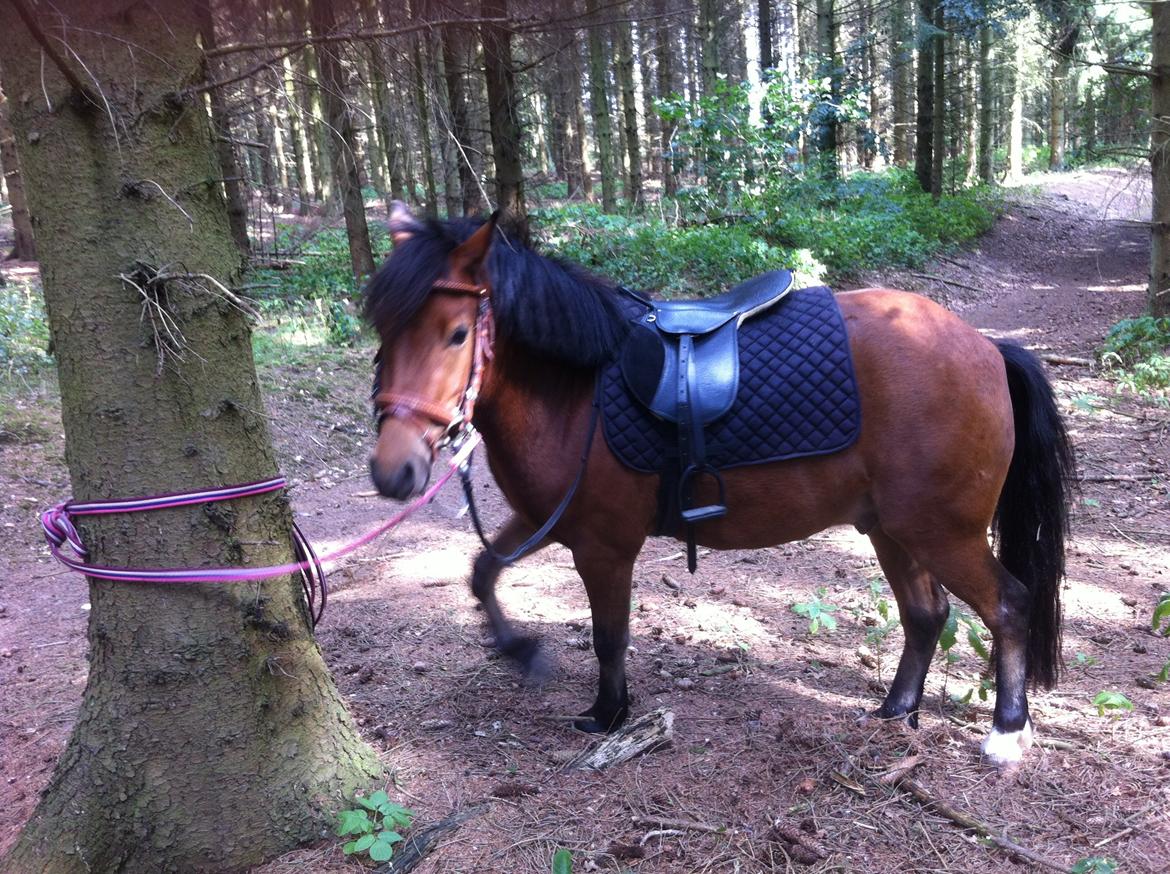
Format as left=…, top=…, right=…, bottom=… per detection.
left=363, top=217, right=629, bottom=368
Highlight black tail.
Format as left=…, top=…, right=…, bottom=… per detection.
left=994, top=342, right=1076, bottom=689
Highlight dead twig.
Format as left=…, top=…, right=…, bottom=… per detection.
left=567, top=709, right=674, bottom=771
left=909, top=272, right=984, bottom=294
left=632, top=815, right=726, bottom=835
left=1040, top=354, right=1094, bottom=367
left=886, top=776, right=1074, bottom=873
left=384, top=803, right=490, bottom=874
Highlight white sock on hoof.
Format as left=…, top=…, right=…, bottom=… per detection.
left=981, top=720, right=1034, bottom=765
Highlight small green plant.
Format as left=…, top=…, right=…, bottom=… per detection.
left=1071, top=856, right=1118, bottom=874
left=792, top=587, right=839, bottom=634
left=939, top=608, right=994, bottom=704
left=552, top=848, right=574, bottom=874
left=1152, top=593, right=1170, bottom=636
left=1091, top=691, right=1134, bottom=717
left=856, top=577, right=900, bottom=682
left=1071, top=652, right=1099, bottom=669
left=335, top=790, right=414, bottom=863
left=1101, top=315, right=1170, bottom=396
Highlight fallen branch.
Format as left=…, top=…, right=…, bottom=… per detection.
left=631, top=815, right=725, bottom=835
left=384, top=802, right=489, bottom=873
left=567, top=708, right=674, bottom=771
left=1040, top=354, right=1094, bottom=367
left=909, top=273, right=984, bottom=294
left=887, top=776, right=1073, bottom=873
left=1079, top=474, right=1153, bottom=483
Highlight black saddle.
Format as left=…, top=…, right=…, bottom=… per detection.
left=619, top=270, right=794, bottom=570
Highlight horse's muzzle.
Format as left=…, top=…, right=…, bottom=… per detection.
left=369, top=452, right=432, bottom=500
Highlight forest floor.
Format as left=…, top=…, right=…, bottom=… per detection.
left=1, top=168, right=1167, bottom=873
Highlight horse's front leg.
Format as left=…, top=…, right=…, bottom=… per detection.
left=571, top=546, right=636, bottom=733
left=470, top=514, right=552, bottom=682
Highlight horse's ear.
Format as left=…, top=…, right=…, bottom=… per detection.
left=388, top=200, right=422, bottom=247
left=449, top=212, right=499, bottom=284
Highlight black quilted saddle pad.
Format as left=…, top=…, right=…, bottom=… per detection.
left=600, top=286, right=862, bottom=473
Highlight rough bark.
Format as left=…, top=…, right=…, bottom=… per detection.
left=310, top=0, right=375, bottom=283
left=614, top=8, right=642, bottom=207
left=0, top=87, right=35, bottom=260
left=197, top=2, right=250, bottom=255
left=914, top=0, right=935, bottom=192
left=586, top=0, right=617, bottom=211
left=0, top=3, right=381, bottom=872
left=1151, top=0, right=1169, bottom=316
left=481, top=0, right=526, bottom=220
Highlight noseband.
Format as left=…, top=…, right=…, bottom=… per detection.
left=372, top=278, right=493, bottom=455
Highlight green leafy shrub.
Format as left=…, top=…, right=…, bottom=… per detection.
left=335, top=790, right=414, bottom=863
left=1091, top=691, right=1133, bottom=717
left=792, top=587, right=839, bottom=634
left=0, top=276, right=52, bottom=377
left=1101, top=316, right=1170, bottom=395
left=532, top=203, right=825, bottom=296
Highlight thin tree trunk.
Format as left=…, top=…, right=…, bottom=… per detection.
left=1007, top=24, right=1025, bottom=183
left=1048, top=22, right=1079, bottom=171
left=369, top=41, right=406, bottom=205
left=586, top=0, right=617, bottom=211
left=568, top=32, right=594, bottom=201
left=930, top=0, right=945, bottom=200
left=891, top=0, right=912, bottom=167
left=310, top=0, right=375, bottom=282
left=978, top=25, right=993, bottom=182
left=915, top=0, right=935, bottom=191
left=442, top=21, right=481, bottom=214
left=197, top=1, right=250, bottom=254
left=655, top=0, right=678, bottom=198
left=814, top=0, right=838, bottom=179
left=267, top=72, right=293, bottom=209
left=0, top=4, right=381, bottom=870
left=291, top=0, right=329, bottom=205
left=282, top=54, right=314, bottom=213
left=759, top=0, right=773, bottom=71
left=412, top=2, right=439, bottom=218
left=0, top=88, right=35, bottom=260
left=699, top=0, right=720, bottom=94
left=637, top=21, right=660, bottom=185
left=481, top=0, right=526, bottom=220
left=1150, top=0, right=1169, bottom=316
left=615, top=7, right=643, bottom=207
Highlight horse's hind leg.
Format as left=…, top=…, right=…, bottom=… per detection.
left=570, top=545, right=636, bottom=733
left=910, top=537, right=1034, bottom=765
left=470, top=514, right=552, bottom=682
left=868, top=527, right=949, bottom=727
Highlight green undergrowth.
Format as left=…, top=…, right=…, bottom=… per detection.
left=1100, top=315, right=1170, bottom=398
left=0, top=271, right=52, bottom=381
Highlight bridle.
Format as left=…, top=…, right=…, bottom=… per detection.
left=372, top=277, right=494, bottom=456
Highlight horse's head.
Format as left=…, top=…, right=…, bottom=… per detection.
left=367, top=203, right=497, bottom=499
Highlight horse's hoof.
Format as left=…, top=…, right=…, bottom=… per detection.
left=572, top=704, right=628, bottom=734
left=500, top=636, right=551, bottom=682
left=981, top=721, right=1033, bottom=767
left=868, top=705, right=920, bottom=730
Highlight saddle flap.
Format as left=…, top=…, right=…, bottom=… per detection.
left=652, top=270, right=794, bottom=335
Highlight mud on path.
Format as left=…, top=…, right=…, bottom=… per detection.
left=1, top=171, right=1167, bottom=873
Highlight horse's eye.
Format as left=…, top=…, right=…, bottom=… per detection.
left=449, top=326, right=470, bottom=347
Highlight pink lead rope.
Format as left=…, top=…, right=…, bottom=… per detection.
left=40, top=433, right=482, bottom=624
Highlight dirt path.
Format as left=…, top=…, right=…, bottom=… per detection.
left=1, top=171, right=1167, bottom=873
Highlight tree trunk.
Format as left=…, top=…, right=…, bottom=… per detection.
left=481, top=0, right=526, bottom=221
left=310, top=0, right=375, bottom=283
left=1007, top=24, right=1025, bottom=183
left=567, top=32, right=594, bottom=201
left=637, top=22, right=660, bottom=185
left=282, top=54, right=314, bottom=214
left=759, top=0, right=773, bottom=72
left=197, top=2, right=250, bottom=255
left=614, top=8, right=642, bottom=207
left=654, top=0, right=678, bottom=198
left=411, top=16, right=439, bottom=218
left=368, top=40, right=406, bottom=205
left=586, top=0, right=617, bottom=212
left=442, top=21, right=482, bottom=214
left=1150, top=0, right=1169, bottom=317
left=1048, top=16, right=1079, bottom=172
left=914, top=0, right=934, bottom=191
left=891, top=0, right=912, bottom=168
left=978, top=25, right=993, bottom=183
left=699, top=0, right=720, bottom=94
left=930, top=0, right=945, bottom=200
left=814, top=0, right=838, bottom=179
left=0, top=3, right=381, bottom=871
left=0, top=88, right=35, bottom=261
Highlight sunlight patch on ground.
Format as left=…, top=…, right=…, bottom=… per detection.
left=1084, top=282, right=1146, bottom=293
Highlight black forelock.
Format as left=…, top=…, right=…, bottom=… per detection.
left=362, top=216, right=629, bottom=369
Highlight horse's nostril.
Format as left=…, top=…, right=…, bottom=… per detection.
left=369, top=455, right=430, bottom=500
